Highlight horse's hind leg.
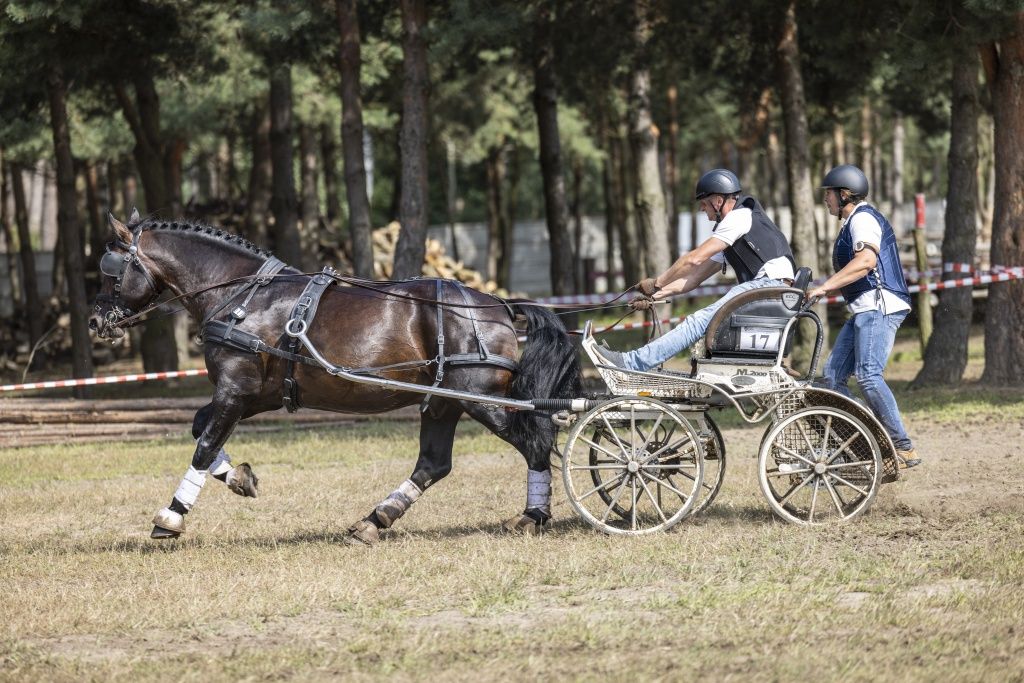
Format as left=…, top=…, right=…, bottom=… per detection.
left=346, top=406, right=462, bottom=545
left=152, top=395, right=252, bottom=539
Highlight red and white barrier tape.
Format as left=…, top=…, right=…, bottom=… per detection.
left=0, top=368, right=208, bottom=393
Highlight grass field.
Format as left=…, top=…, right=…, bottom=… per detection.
left=2, top=333, right=1024, bottom=681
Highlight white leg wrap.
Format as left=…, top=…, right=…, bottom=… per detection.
left=173, top=466, right=207, bottom=511
left=374, top=479, right=423, bottom=528
left=526, top=469, right=552, bottom=516
left=210, top=449, right=232, bottom=477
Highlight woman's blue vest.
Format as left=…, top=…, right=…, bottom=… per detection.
left=831, top=204, right=911, bottom=306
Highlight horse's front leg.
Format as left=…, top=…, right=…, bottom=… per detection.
left=151, top=394, right=252, bottom=539
left=346, top=406, right=462, bottom=545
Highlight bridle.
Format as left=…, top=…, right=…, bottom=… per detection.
left=95, top=226, right=162, bottom=335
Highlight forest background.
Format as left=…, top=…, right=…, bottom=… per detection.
left=1, top=0, right=1023, bottom=396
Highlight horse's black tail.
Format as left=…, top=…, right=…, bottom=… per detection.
left=508, top=303, right=583, bottom=461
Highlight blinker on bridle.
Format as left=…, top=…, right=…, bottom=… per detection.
left=95, top=226, right=161, bottom=330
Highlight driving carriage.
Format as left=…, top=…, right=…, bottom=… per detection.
left=92, top=214, right=900, bottom=541
left=565, top=266, right=901, bottom=534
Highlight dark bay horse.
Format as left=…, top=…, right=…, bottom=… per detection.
left=90, top=212, right=581, bottom=543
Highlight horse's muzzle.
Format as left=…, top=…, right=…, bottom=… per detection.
left=90, top=310, right=126, bottom=341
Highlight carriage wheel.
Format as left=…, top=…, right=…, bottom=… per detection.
left=758, top=407, right=882, bottom=525
left=562, top=398, right=704, bottom=535
left=584, top=411, right=725, bottom=520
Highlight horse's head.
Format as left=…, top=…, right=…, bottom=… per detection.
left=90, top=209, right=164, bottom=340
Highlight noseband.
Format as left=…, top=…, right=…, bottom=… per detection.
left=95, top=226, right=161, bottom=331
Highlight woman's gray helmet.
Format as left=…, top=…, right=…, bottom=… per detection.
left=695, top=169, right=741, bottom=200
left=821, top=164, right=869, bottom=198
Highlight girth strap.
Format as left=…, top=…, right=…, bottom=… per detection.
left=283, top=267, right=338, bottom=412
left=420, top=280, right=518, bottom=414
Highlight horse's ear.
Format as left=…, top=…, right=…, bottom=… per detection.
left=128, top=207, right=141, bottom=226
left=108, top=212, right=132, bottom=244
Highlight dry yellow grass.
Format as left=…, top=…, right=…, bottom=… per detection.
left=2, top=346, right=1024, bottom=681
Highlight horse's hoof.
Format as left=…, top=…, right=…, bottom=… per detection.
left=345, top=519, right=380, bottom=545
left=226, top=463, right=259, bottom=498
left=151, top=507, right=185, bottom=538
left=501, top=513, right=548, bottom=536
left=151, top=525, right=181, bottom=539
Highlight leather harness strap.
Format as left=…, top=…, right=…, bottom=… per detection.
left=282, top=267, right=338, bottom=412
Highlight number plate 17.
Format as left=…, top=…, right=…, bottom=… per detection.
left=739, top=326, right=781, bottom=351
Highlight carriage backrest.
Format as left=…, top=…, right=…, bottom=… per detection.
left=702, top=267, right=811, bottom=359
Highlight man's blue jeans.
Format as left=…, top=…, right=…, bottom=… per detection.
left=823, top=309, right=913, bottom=451
left=620, top=278, right=787, bottom=372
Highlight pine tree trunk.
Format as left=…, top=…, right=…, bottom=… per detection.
left=0, top=151, right=23, bottom=314
left=83, top=161, right=105, bottom=261
left=10, top=162, right=45, bottom=346
left=629, top=0, right=670, bottom=278
left=485, top=144, right=507, bottom=283
left=245, top=105, right=272, bottom=244
left=665, top=84, right=680, bottom=260
left=570, top=154, right=584, bottom=290
left=776, top=0, right=828, bottom=369
left=320, top=121, right=343, bottom=242
left=531, top=5, right=575, bottom=297
left=268, top=64, right=302, bottom=267
left=499, top=145, right=519, bottom=290
left=113, top=75, right=178, bottom=371
left=915, top=43, right=979, bottom=387
left=164, top=137, right=185, bottom=216
left=981, top=15, right=1024, bottom=385
left=335, top=0, right=375, bottom=278
left=616, top=127, right=642, bottom=286
left=392, top=0, right=431, bottom=280
left=47, top=64, right=94, bottom=394
left=299, top=123, right=320, bottom=270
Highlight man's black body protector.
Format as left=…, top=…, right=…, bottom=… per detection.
left=716, top=195, right=796, bottom=283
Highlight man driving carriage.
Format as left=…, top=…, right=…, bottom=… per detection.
left=594, top=168, right=796, bottom=371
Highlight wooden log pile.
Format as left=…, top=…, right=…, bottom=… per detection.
left=372, top=222, right=514, bottom=296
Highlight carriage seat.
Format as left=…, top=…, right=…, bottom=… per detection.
left=699, top=266, right=811, bottom=363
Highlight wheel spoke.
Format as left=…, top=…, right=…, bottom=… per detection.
left=600, top=474, right=631, bottom=523
left=823, top=475, right=847, bottom=514
left=569, top=463, right=629, bottom=471
left=828, top=472, right=870, bottom=497
left=642, top=471, right=691, bottom=502
left=766, top=466, right=812, bottom=478
left=778, top=473, right=814, bottom=506
left=808, top=478, right=820, bottom=523
left=826, top=459, right=873, bottom=470
left=582, top=432, right=627, bottom=464
left=643, top=435, right=697, bottom=464
left=630, top=477, right=638, bottom=530
left=796, top=419, right=819, bottom=454
left=775, top=443, right=817, bottom=467
left=634, top=409, right=665, bottom=463
left=638, top=476, right=669, bottom=524
left=578, top=473, right=626, bottom=502
left=600, top=414, right=633, bottom=462
left=824, top=431, right=862, bottom=465
left=642, top=462, right=698, bottom=470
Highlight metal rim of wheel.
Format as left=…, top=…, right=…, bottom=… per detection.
left=758, top=407, right=882, bottom=525
left=562, top=397, right=705, bottom=535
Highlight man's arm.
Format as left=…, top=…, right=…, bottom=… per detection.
left=653, top=238, right=728, bottom=298
left=807, top=245, right=878, bottom=300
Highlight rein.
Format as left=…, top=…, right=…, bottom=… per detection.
left=112, top=264, right=643, bottom=333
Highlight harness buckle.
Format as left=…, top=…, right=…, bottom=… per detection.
left=231, top=306, right=247, bottom=320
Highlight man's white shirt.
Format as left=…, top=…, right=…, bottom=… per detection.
left=708, top=207, right=795, bottom=280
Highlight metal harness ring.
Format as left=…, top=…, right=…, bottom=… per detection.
left=285, top=318, right=307, bottom=338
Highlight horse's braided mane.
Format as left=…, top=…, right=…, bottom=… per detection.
left=137, top=218, right=274, bottom=258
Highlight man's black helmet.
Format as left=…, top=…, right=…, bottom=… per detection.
left=821, top=164, right=869, bottom=197
left=695, top=168, right=741, bottom=200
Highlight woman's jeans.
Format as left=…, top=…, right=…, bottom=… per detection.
left=620, top=278, right=787, bottom=372
left=823, top=309, right=913, bottom=451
